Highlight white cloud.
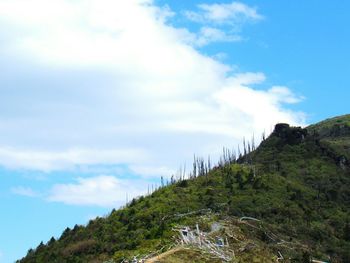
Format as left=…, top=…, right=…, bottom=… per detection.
left=195, top=27, right=242, bottom=46
left=178, top=26, right=242, bottom=47
left=0, top=0, right=305, bottom=180
left=47, top=175, right=147, bottom=207
left=11, top=186, right=39, bottom=197
left=130, top=165, right=175, bottom=178
left=162, top=73, right=304, bottom=138
left=183, top=2, right=262, bottom=46
left=212, top=52, right=229, bottom=61
left=0, top=147, right=148, bottom=172
left=268, top=86, right=304, bottom=104
left=184, top=1, right=263, bottom=25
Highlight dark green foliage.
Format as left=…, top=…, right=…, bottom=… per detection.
left=177, top=179, right=188, bottom=188
left=17, top=115, right=350, bottom=263
left=344, top=221, right=350, bottom=242
left=302, top=251, right=311, bottom=263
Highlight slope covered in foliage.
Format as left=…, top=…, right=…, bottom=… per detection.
left=308, top=114, right=350, bottom=162
left=17, top=115, right=350, bottom=263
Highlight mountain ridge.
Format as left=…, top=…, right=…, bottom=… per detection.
left=17, top=115, right=350, bottom=263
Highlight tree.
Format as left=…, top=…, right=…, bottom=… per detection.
left=301, top=251, right=310, bottom=263
left=237, top=170, right=245, bottom=189
left=48, top=237, right=56, bottom=246
left=247, top=168, right=255, bottom=183
left=344, top=220, right=350, bottom=241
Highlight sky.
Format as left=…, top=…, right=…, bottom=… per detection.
left=0, top=0, right=349, bottom=262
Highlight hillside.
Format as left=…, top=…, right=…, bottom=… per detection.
left=17, top=115, right=350, bottom=263
left=308, top=114, right=350, bottom=162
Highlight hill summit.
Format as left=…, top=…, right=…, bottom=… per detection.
left=18, top=115, right=350, bottom=263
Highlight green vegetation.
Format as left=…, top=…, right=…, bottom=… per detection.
left=308, top=114, right=350, bottom=162
left=17, top=115, right=350, bottom=263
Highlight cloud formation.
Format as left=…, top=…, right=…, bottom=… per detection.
left=183, top=1, right=263, bottom=46
left=11, top=186, right=40, bottom=197
left=184, top=1, right=263, bottom=25
left=0, top=147, right=148, bottom=172
left=0, top=0, right=305, bottom=180
left=47, top=175, right=147, bottom=207
left=194, top=26, right=242, bottom=46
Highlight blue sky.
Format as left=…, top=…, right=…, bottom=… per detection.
left=0, top=0, right=349, bottom=262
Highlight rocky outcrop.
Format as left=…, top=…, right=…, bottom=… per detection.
left=273, top=123, right=308, bottom=145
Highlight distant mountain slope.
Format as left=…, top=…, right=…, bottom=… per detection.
left=308, top=114, right=350, bottom=162
left=17, top=115, right=350, bottom=263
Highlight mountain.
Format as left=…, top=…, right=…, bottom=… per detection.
left=17, top=115, right=350, bottom=263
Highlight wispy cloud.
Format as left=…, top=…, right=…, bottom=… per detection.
left=0, top=0, right=305, bottom=179
left=11, top=186, right=40, bottom=197
left=0, top=147, right=148, bottom=172
left=177, top=26, right=242, bottom=47
left=196, top=27, right=242, bottom=46
left=184, top=1, right=263, bottom=25
left=183, top=1, right=263, bottom=46
left=47, top=175, right=147, bottom=207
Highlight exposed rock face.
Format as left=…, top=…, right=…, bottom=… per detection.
left=274, top=123, right=290, bottom=134
left=273, top=123, right=308, bottom=145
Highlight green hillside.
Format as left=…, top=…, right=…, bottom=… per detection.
left=17, top=116, right=350, bottom=263
left=308, top=114, right=350, bottom=162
